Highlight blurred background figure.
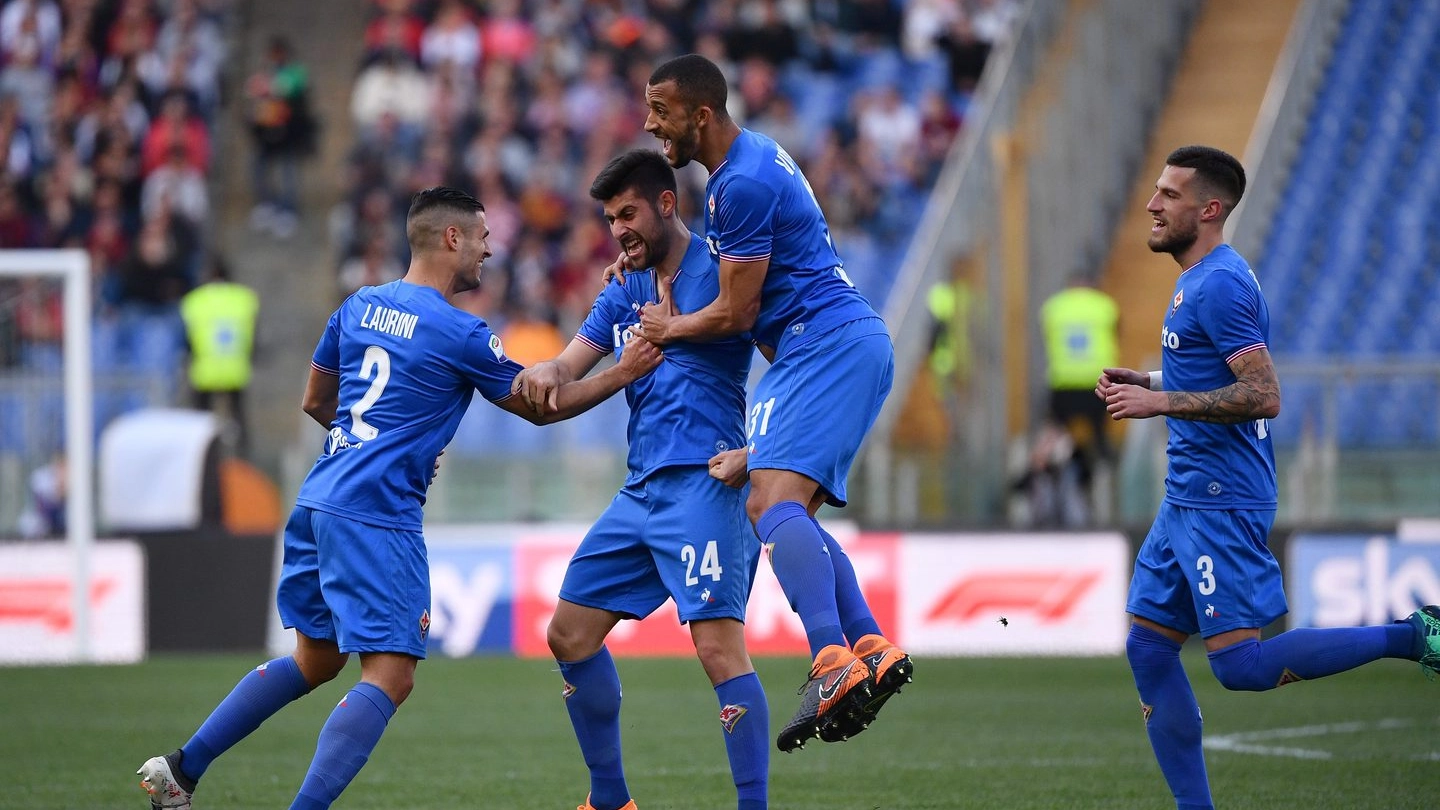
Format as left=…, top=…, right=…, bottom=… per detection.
left=1036, top=272, right=1119, bottom=524
left=245, top=35, right=315, bottom=239
left=180, top=253, right=259, bottom=456
left=17, top=451, right=65, bottom=538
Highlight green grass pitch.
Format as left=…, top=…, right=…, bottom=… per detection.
left=1, top=651, right=1436, bottom=809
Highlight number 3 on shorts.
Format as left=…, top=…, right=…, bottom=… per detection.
left=1195, top=554, right=1216, bottom=595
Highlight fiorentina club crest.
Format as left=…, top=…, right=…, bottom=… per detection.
left=707, top=193, right=715, bottom=220
left=719, top=703, right=748, bottom=733
left=418, top=609, right=431, bottom=642
left=1171, top=288, right=1184, bottom=314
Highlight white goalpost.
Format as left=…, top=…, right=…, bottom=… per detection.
left=0, top=249, right=96, bottom=661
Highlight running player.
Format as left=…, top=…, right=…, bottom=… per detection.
left=1099, top=145, right=1440, bottom=810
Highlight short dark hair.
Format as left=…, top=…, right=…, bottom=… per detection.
left=589, top=149, right=677, bottom=203
left=406, top=186, right=484, bottom=248
left=648, top=53, right=729, bottom=117
left=1165, top=145, right=1246, bottom=213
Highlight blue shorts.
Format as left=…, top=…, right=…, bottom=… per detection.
left=749, top=318, right=894, bottom=506
left=559, top=466, right=759, bottom=624
left=276, top=505, right=431, bottom=658
left=1126, top=501, right=1288, bottom=638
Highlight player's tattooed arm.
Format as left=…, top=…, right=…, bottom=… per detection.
left=1163, top=348, right=1281, bottom=423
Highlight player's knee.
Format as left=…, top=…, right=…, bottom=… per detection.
left=1125, top=623, right=1180, bottom=670
left=294, top=651, right=347, bottom=688
left=1207, top=639, right=1273, bottom=692
left=546, top=617, right=599, bottom=662
left=693, top=637, right=749, bottom=685
left=744, top=490, right=773, bottom=526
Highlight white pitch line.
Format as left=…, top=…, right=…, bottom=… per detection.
left=1204, top=717, right=1440, bottom=760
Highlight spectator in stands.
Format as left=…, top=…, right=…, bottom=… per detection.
left=0, top=36, right=54, bottom=137
left=180, top=253, right=259, bottom=454
left=350, top=47, right=431, bottom=145
left=420, top=0, right=481, bottom=78
left=14, top=275, right=62, bottom=369
left=141, top=88, right=209, bottom=177
left=337, top=231, right=404, bottom=298
left=935, top=12, right=991, bottom=95
left=150, top=0, right=225, bottom=118
left=142, top=140, right=208, bottom=228
left=364, top=0, right=424, bottom=64
left=0, top=90, right=35, bottom=179
left=245, top=34, right=314, bottom=239
left=117, top=207, right=191, bottom=308
left=0, top=177, right=33, bottom=245
left=0, top=0, right=61, bottom=68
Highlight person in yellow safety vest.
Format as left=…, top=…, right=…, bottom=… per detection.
left=926, top=277, right=973, bottom=389
left=1039, top=273, right=1118, bottom=461
left=180, top=254, right=259, bottom=454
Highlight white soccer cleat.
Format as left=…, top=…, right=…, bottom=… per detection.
left=137, top=753, right=193, bottom=809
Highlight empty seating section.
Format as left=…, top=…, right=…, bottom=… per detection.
left=1260, top=0, right=1440, bottom=448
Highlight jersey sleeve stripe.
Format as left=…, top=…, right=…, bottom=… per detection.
left=1225, top=343, right=1267, bottom=364
left=575, top=333, right=609, bottom=353
left=311, top=361, right=339, bottom=375
left=719, top=251, right=771, bottom=263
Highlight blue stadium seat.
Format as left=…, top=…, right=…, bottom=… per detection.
left=1260, top=0, right=1440, bottom=448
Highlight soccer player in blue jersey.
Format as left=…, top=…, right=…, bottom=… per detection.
left=634, top=53, right=912, bottom=753
left=136, top=187, right=660, bottom=810
left=1097, top=145, right=1440, bottom=810
left=513, top=149, right=769, bottom=810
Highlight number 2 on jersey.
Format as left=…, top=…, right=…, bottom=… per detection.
left=350, top=345, right=391, bottom=440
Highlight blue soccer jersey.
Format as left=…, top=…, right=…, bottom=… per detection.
left=297, top=280, right=523, bottom=529
left=1159, top=244, right=1276, bottom=509
left=576, top=234, right=751, bottom=484
left=705, top=128, right=879, bottom=353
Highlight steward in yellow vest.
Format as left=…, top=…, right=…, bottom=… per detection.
left=180, top=256, right=259, bottom=452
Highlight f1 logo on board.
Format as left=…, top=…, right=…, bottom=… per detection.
left=0, top=579, right=117, bottom=631
left=926, top=572, right=1100, bottom=624
left=900, top=534, right=1129, bottom=656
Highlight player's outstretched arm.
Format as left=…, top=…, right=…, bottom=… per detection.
left=301, top=366, right=339, bottom=429
left=498, top=336, right=663, bottom=425
left=638, top=257, right=765, bottom=344
left=511, top=339, right=606, bottom=414
left=1103, top=349, right=1280, bottom=423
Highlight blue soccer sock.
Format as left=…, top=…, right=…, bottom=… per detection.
left=1126, top=624, right=1213, bottom=810
left=714, top=672, right=769, bottom=810
left=1207, top=624, right=1415, bottom=691
left=757, top=502, right=844, bottom=657
left=813, top=519, right=882, bottom=644
left=558, top=647, right=629, bottom=810
left=291, top=681, right=396, bottom=810
left=180, top=656, right=311, bottom=782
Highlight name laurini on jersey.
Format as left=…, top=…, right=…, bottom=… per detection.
left=359, top=303, right=419, bottom=340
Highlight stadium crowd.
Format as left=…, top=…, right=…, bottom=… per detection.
left=0, top=0, right=1017, bottom=407
left=329, top=0, right=1018, bottom=363
left=0, top=0, right=233, bottom=381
